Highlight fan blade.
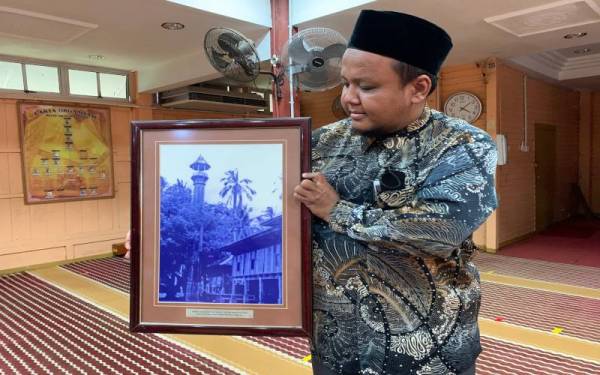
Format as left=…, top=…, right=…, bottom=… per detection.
left=210, top=47, right=231, bottom=70
left=236, top=39, right=255, bottom=57
left=218, top=32, right=244, bottom=58
left=302, top=68, right=330, bottom=87
left=287, top=37, right=312, bottom=65
left=322, top=43, right=346, bottom=61
left=236, top=58, right=256, bottom=78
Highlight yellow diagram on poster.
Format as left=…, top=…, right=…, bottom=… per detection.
left=19, top=104, right=114, bottom=204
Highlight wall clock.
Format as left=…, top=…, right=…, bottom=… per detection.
left=443, top=91, right=482, bottom=123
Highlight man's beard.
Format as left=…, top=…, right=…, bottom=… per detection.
left=350, top=122, right=396, bottom=138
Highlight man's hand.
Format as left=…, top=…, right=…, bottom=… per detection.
left=294, top=172, right=339, bottom=222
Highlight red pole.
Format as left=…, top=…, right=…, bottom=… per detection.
left=270, top=0, right=300, bottom=118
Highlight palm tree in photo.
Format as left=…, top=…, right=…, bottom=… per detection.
left=237, top=205, right=257, bottom=239
left=219, top=169, right=256, bottom=212
left=220, top=169, right=256, bottom=240
left=259, top=206, right=275, bottom=223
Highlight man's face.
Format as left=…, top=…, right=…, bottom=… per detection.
left=340, top=48, right=415, bottom=135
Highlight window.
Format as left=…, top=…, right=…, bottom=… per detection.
left=100, top=73, right=127, bottom=99
left=25, top=64, right=59, bottom=93
left=0, top=61, right=23, bottom=90
left=68, top=69, right=97, bottom=96
left=0, top=55, right=130, bottom=102
left=68, top=69, right=128, bottom=99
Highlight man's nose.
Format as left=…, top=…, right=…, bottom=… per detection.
left=342, top=86, right=359, bottom=105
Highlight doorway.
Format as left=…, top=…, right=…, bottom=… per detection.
left=535, top=123, right=557, bottom=232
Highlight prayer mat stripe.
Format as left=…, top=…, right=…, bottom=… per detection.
left=61, top=257, right=130, bottom=293
left=0, top=273, right=241, bottom=375
left=58, top=257, right=600, bottom=372
left=60, top=257, right=314, bottom=360
left=480, top=282, right=600, bottom=341
left=478, top=336, right=600, bottom=374
left=475, top=252, right=600, bottom=289
left=244, top=336, right=311, bottom=360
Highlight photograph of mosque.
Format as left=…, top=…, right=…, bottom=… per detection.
left=157, top=143, right=284, bottom=305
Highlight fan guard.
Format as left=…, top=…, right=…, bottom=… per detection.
left=204, top=27, right=260, bottom=82
left=282, top=27, right=347, bottom=91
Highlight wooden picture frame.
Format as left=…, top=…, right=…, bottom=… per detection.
left=130, top=118, right=312, bottom=337
left=18, top=103, right=114, bottom=204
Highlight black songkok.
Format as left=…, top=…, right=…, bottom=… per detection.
left=348, top=10, right=453, bottom=75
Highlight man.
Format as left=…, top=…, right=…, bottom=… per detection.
left=294, top=10, right=498, bottom=375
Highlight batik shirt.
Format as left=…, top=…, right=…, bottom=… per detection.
left=310, top=107, right=498, bottom=375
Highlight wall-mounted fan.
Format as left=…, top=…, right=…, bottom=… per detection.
left=281, top=27, right=347, bottom=92
left=203, top=26, right=347, bottom=103
left=204, top=27, right=283, bottom=98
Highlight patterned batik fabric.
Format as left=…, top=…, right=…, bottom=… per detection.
left=310, top=107, right=498, bottom=375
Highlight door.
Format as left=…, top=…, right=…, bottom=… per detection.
left=535, top=124, right=556, bottom=231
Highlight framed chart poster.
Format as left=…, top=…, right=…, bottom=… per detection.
left=130, top=117, right=312, bottom=337
left=19, top=103, right=114, bottom=204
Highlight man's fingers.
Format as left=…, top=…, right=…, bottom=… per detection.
left=294, top=185, right=312, bottom=199
left=312, top=173, right=328, bottom=185
left=294, top=191, right=315, bottom=204
left=302, top=172, right=319, bottom=179
left=299, top=178, right=320, bottom=192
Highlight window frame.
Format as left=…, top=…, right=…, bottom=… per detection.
left=0, top=59, right=26, bottom=92
left=0, top=54, right=131, bottom=103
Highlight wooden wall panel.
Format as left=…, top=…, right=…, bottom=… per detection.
left=111, top=107, right=132, bottom=163
left=98, top=199, right=115, bottom=232
left=45, top=203, right=66, bottom=240
left=81, top=200, right=100, bottom=233
left=0, top=199, right=11, bottom=247
left=578, top=92, right=592, bottom=206
left=73, top=239, right=116, bottom=258
left=8, top=153, right=22, bottom=194
left=9, top=197, right=31, bottom=241
left=116, top=182, right=131, bottom=231
left=0, top=154, right=9, bottom=195
left=0, top=99, right=20, bottom=151
left=592, top=92, right=600, bottom=212
left=300, top=86, right=343, bottom=129
left=114, top=160, right=131, bottom=185
left=496, top=65, right=532, bottom=243
left=0, top=94, right=261, bottom=271
left=0, top=246, right=66, bottom=270
left=528, top=77, right=579, bottom=223
left=64, top=201, right=84, bottom=236
left=29, top=204, right=52, bottom=241
left=496, top=63, right=580, bottom=245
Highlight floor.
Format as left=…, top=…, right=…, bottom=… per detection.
left=1, top=234, right=600, bottom=373
left=498, top=217, right=600, bottom=267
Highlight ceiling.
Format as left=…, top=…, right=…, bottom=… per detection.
left=0, top=0, right=599, bottom=92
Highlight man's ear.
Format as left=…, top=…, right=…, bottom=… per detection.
left=410, top=74, right=432, bottom=103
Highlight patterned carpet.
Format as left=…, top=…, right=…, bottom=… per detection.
left=475, top=252, right=600, bottom=289
left=480, top=282, right=600, bottom=341
left=0, top=273, right=239, bottom=374
left=61, top=257, right=312, bottom=361
left=58, top=256, right=600, bottom=374
left=478, top=337, right=600, bottom=375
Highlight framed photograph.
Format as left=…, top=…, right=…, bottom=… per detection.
left=19, top=103, right=114, bottom=204
left=130, top=118, right=312, bottom=336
